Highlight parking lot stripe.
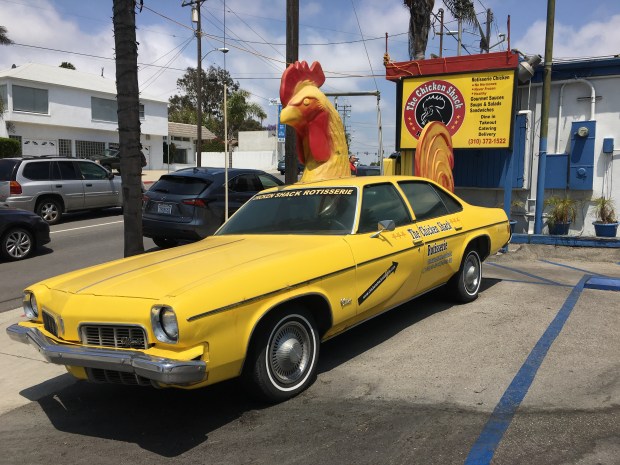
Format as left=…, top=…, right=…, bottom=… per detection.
left=464, top=274, right=589, bottom=465
left=51, top=220, right=124, bottom=234
left=539, top=259, right=607, bottom=276
left=485, top=262, right=563, bottom=286
left=498, top=278, right=572, bottom=288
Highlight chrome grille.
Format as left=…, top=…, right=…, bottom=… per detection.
left=86, top=368, right=151, bottom=386
left=42, top=311, right=58, bottom=337
left=80, top=325, right=147, bottom=349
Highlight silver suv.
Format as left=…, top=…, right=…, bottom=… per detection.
left=0, top=156, right=122, bottom=225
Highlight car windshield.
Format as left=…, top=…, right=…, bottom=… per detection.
left=150, top=175, right=212, bottom=195
left=216, top=187, right=358, bottom=235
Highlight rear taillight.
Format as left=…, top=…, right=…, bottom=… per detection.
left=182, top=198, right=207, bottom=208
left=9, top=181, right=22, bottom=195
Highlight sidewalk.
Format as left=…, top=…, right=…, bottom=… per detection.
left=0, top=308, right=73, bottom=416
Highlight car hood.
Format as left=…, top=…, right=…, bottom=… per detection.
left=37, top=235, right=354, bottom=300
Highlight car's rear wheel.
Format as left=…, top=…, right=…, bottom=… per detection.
left=36, top=197, right=62, bottom=225
left=1, top=227, right=34, bottom=261
left=243, top=306, right=319, bottom=403
left=152, top=237, right=178, bottom=249
left=447, top=248, right=482, bottom=303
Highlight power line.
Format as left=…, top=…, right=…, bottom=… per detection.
left=349, top=0, right=379, bottom=91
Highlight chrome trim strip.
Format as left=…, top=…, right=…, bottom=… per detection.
left=6, top=324, right=206, bottom=385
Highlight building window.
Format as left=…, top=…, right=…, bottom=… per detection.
left=139, top=103, right=145, bottom=119
left=0, top=84, right=7, bottom=110
left=76, top=140, right=105, bottom=159
left=13, top=85, right=48, bottom=114
left=91, top=97, right=117, bottom=122
left=173, top=148, right=188, bottom=163
left=58, top=139, right=72, bottom=157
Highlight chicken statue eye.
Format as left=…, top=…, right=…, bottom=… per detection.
left=302, top=98, right=311, bottom=106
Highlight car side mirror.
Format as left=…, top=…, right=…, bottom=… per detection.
left=370, top=219, right=396, bottom=238
left=107, top=172, right=115, bottom=180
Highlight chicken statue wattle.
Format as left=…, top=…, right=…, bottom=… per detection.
left=279, top=61, right=351, bottom=183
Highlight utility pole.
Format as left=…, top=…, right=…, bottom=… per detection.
left=284, top=0, right=298, bottom=184
left=338, top=103, right=351, bottom=147
left=485, top=9, right=493, bottom=53
left=534, top=0, right=556, bottom=234
left=182, top=0, right=204, bottom=167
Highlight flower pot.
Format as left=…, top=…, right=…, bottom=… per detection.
left=593, top=222, right=619, bottom=238
left=549, top=222, right=571, bottom=235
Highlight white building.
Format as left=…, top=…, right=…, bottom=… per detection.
left=0, top=63, right=168, bottom=167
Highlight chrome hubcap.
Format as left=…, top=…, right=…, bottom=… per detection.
left=463, top=254, right=480, bottom=294
left=6, top=231, right=31, bottom=258
left=41, top=203, right=59, bottom=222
left=269, top=320, right=311, bottom=385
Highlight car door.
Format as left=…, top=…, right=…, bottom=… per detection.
left=52, top=161, right=85, bottom=211
left=226, top=173, right=262, bottom=215
left=343, top=183, right=425, bottom=321
left=75, top=160, right=120, bottom=208
left=397, top=180, right=465, bottom=293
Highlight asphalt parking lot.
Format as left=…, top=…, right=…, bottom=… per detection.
left=0, top=243, right=618, bottom=464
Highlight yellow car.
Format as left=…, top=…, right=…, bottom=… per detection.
left=7, top=176, right=510, bottom=402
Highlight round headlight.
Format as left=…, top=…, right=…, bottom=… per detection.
left=23, top=292, right=39, bottom=320
left=160, top=308, right=179, bottom=340
left=151, top=305, right=179, bottom=344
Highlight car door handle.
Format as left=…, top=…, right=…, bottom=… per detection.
left=454, top=224, right=463, bottom=230
left=85, top=183, right=93, bottom=187
left=55, top=184, right=62, bottom=188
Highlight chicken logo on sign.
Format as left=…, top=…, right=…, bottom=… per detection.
left=404, top=79, right=465, bottom=140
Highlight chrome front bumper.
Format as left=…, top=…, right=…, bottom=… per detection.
left=7, top=324, right=207, bottom=385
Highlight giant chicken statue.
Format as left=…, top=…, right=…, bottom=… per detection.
left=279, top=61, right=351, bottom=183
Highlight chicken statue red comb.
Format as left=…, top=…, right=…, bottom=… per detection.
left=280, top=61, right=326, bottom=106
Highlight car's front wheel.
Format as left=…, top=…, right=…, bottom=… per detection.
left=244, top=306, right=319, bottom=403
left=36, top=197, right=62, bottom=225
left=1, top=227, right=34, bottom=261
left=448, top=248, right=482, bottom=303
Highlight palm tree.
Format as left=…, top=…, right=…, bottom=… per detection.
left=442, top=0, right=479, bottom=54
left=0, top=26, right=13, bottom=46
left=112, top=0, right=144, bottom=257
left=403, top=0, right=435, bottom=60
left=0, top=26, right=12, bottom=116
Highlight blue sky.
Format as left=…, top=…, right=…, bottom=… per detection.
left=1, top=0, right=620, bottom=164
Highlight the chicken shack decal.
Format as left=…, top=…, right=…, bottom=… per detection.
left=400, top=69, right=515, bottom=150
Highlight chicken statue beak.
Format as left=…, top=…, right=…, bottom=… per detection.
left=280, top=105, right=302, bottom=126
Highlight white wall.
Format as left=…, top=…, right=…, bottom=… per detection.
left=171, top=150, right=277, bottom=171
left=513, top=75, right=620, bottom=236
left=237, top=131, right=277, bottom=151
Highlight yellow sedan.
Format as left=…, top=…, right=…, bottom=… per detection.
left=7, top=176, right=510, bottom=402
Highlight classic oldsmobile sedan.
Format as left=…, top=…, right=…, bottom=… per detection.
left=7, top=176, right=510, bottom=402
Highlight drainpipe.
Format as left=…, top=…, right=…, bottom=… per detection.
left=555, top=79, right=596, bottom=153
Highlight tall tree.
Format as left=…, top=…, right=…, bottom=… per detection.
left=0, top=26, right=12, bottom=117
left=403, top=0, right=435, bottom=60
left=168, top=65, right=239, bottom=130
left=168, top=67, right=267, bottom=143
left=112, top=0, right=144, bottom=257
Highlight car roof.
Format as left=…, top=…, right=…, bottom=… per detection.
left=170, top=167, right=269, bottom=178
left=261, top=175, right=444, bottom=192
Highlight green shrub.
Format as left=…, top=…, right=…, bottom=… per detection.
left=0, top=137, right=20, bottom=158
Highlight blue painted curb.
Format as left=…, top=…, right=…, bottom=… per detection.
left=584, top=276, right=620, bottom=291
left=511, top=234, right=620, bottom=248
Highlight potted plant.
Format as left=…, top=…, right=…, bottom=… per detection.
left=592, top=196, right=618, bottom=237
left=544, top=195, right=577, bottom=235
left=509, top=199, right=525, bottom=233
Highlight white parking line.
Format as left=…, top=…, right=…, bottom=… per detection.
left=51, top=220, right=124, bottom=234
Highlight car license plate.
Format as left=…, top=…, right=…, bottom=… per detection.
left=157, top=203, right=172, bottom=214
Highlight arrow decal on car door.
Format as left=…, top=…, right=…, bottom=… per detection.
left=358, top=261, right=399, bottom=305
